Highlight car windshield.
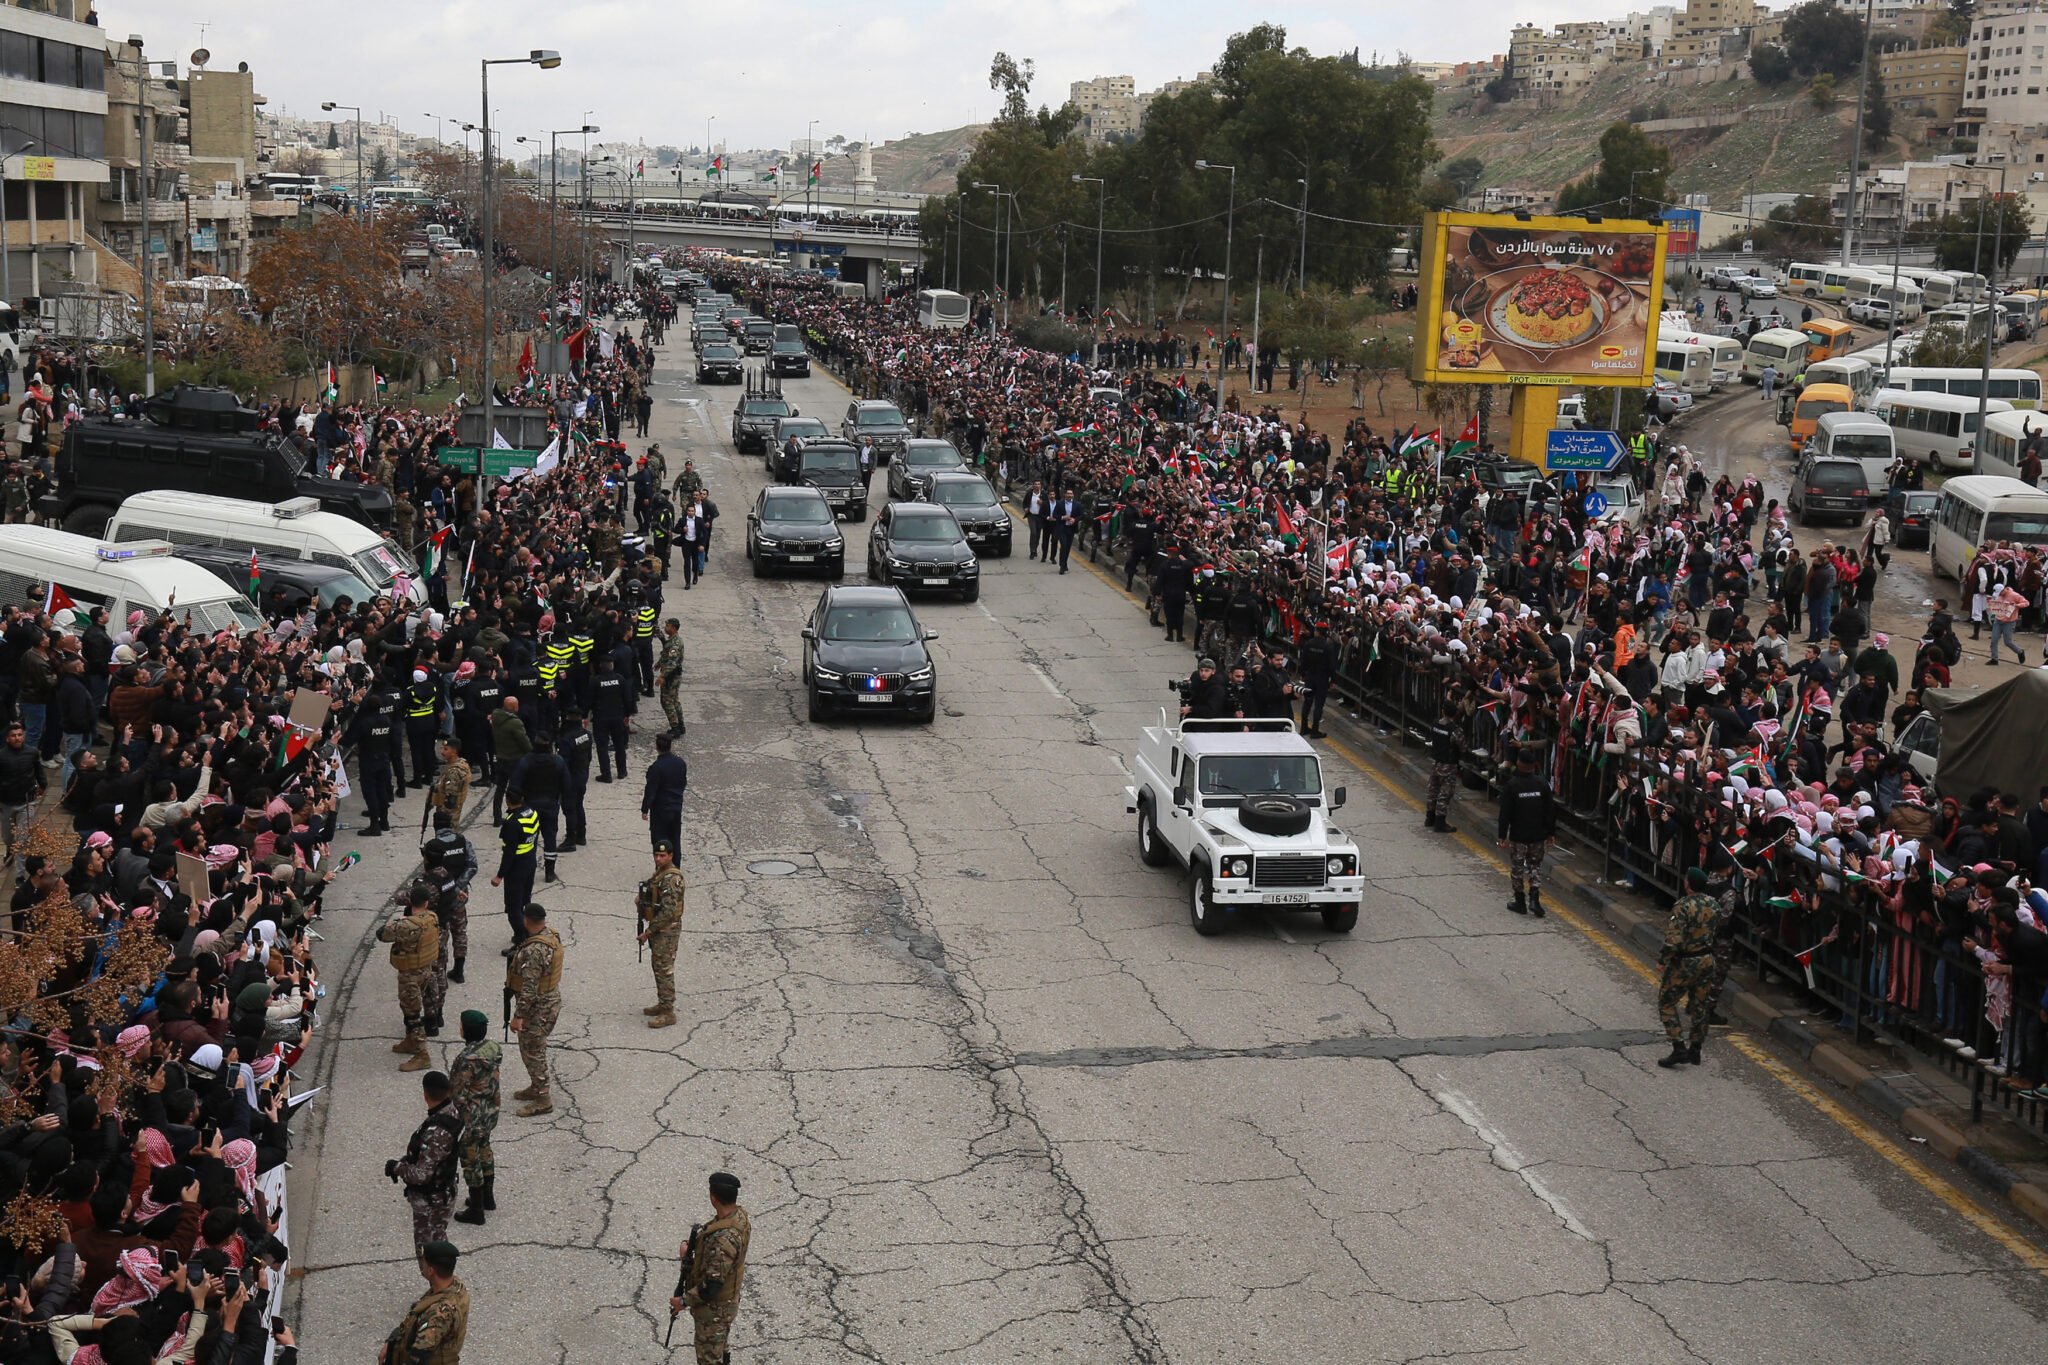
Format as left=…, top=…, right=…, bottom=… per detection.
left=1496, top=465, right=1540, bottom=487
left=356, top=541, right=414, bottom=585
left=1902, top=493, right=1940, bottom=513
left=930, top=480, right=995, bottom=508
left=892, top=511, right=956, bottom=541
left=1198, top=754, right=1322, bottom=800
left=764, top=497, right=832, bottom=524
left=803, top=448, right=859, bottom=472
left=705, top=345, right=737, bottom=359
left=908, top=447, right=962, bottom=468
left=822, top=604, right=919, bottom=642
left=743, top=400, right=790, bottom=416
left=782, top=421, right=828, bottom=439
left=857, top=408, right=904, bottom=427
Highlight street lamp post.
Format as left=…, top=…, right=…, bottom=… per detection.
left=1296, top=177, right=1309, bottom=294
left=806, top=119, right=818, bottom=218
left=549, top=124, right=597, bottom=285
left=1971, top=163, right=2010, bottom=468
left=480, top=49, right=561, bottom=467
left=972, top=182, right=1013, bottom=330
left=1196, top=160, right=1237, bottom=390
left=320, top=102, right=364, bottom=215
left=126, top=36, right=157, bottom=397
left=1842, top=0, right=1878, bottom=263
left=1073, top=174, right=1105, bottom=365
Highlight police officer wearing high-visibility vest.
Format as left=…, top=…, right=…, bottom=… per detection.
left=566, top=617, right=597, bottom=712
left=511, top=739, right=568, bottom=885
left=632, top=595, right=659, bottom=698
left=405, top=667, right=442, bottom=786
left=491, top=797, right=542, bottom=947
left=543, top=629, right=577, bottom=717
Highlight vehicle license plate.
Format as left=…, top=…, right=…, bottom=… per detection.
left=1266, top=893, right=1311, bottom=905
left=923, top=577, right=949, bottom=586
left=788, top=554, right=815, bottom=563
left=856, top=693, right=891, bottom=704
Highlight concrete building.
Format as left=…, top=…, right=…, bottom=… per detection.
left=1829, top=159, right=2004, bottom=237
left=1069, top=74, right=1141, bottom=144
left=1508, top=24, right=1610, bottom=97
left=1964, top=5, right=2048, bottom=133
left=1880, top=43, right=1967, bottom=122
left=0, top=0, right=109, bottom=306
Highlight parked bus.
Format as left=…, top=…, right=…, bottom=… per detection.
left=1780, top=262, right=1832, bottom=296
left=1818, top=265, right=1862, bottom=299
left=1784, top=382, right=1854, bottom=451
left=1925, top=303, right=1995, bottom=347
left=258, top=172, right=321, bottom=203
left=1654, top=338, right=1715, bottom=395
left=1800, top=317, right=1857, bottom=363
left=1811, top=410, right=1895, bottom=495
left=916, top=288, right=970, bottom=330
left=368, top=185, right=433, bottom=211
left=1873, top=389, right=2013, bottom=470
left=1806, top=356, right=1878, bottom=409
left=1742, top=326, right=1810, bottom=382
left=1683, top=332, right=1745, bottom=388
left=1973, top=408, right=2048, bottom=483
left=1944, top=270, right=1989, bottom=302
left=1882, top=366, right=2042, bottom=409
left=1930, top=475, right=2048, bottom=582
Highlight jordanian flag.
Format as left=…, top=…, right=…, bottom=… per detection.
left=322, top=360, right=339, bottom=402
left=1447, top=415, right=1480, bottom=458
left=247, top=547, right=261, bottom=604
left=708, top=154, right=725, bottom=179
left=808, top=159, right=821, bottom=187
left=759, top=164, right=782, bottom=183
left=1399, top=427, right=1440, bottom=456
left=423, top=524, right=454, bottom=579
left=1054, top=421, right=1099, bottom=440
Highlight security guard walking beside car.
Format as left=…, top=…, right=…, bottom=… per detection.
left=638, top=841, right=687, bottom=1028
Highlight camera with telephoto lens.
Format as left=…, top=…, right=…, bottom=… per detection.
left=1168, top=675, right=1193, bottom=700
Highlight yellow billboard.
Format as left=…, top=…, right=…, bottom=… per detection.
left=20, top=156, right=53, bottom=181
left=1413, top=211, right=1669, bottom=387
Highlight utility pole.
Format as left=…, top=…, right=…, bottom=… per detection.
left=1973, top=165, right=2008, bottom=471
left=1841, top=0, right=1878, bottom=265
left=130, top=36, right=155, bottom=397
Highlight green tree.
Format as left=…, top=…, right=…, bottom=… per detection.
left=1864, top=68, right=1892, bottom=149
left=1809, top=72, right=1838, bottom=109
left=1751, top=194, right=1836, bottom=262
left=1261, top=288, right=1373, bottom=415
left=1927, top=0, right=1974, bottom=46
left=368, top=147, right=393, bottom=184
left=1782, top=0, right=1867, bottom=77
left=1931, top=194, right=2034, bottom=273
left=326, top=122, right=339, bottom=150
left=1442, top=155, right=1485, bottom=200
left=1555, top=122, right=1672, bottom=215
left=1750, top=42, right=1795, bottom=86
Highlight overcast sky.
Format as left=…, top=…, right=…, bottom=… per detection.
left=108, top=1, right=1619, bottom=153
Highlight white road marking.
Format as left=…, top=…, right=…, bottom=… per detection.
left=1026, top=663, right=1063, bottom=698
left=1434, top=1087, right=1596, bottom=1242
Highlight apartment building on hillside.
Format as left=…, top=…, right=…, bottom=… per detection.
left=0, top=0, right=108, bottom=304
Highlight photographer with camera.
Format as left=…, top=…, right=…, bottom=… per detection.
left=1175, top=658, right=1230, bottom=720
left=1248, top=647, right=1298, bottom=720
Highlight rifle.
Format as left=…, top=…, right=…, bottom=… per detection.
left=665, top=1220, right=702, bottom=1346
left=502, top=953, right=516, bottom=1041
left=634, top=879, right=653, bottom=963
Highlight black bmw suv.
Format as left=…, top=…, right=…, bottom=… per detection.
left=801, top=584, right=938, bottom=723
left=922, top=471, right=1011, bottom=556
left=746, top=486, right=846, bottom=577
left=867, top=502, right=980, bottom=601
left=887, top=438, right=970, bottom=502
left=697, top=342, right=743, bottom=384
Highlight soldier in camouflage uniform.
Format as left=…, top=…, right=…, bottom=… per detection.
left=1495, top=747, right=1557, bottom=917
left=428, top=737, right=471, bottom=830
left=1657, top=868, right=1721, bottom=1068
left=671, top=1171, right=751, bottom=1365
left=656, top=619, right=687, bottom=739
left=670, top=458, right=705, bottom=505
left=378, top=885, right=442, bottom=1072
left=387, top=1071, right=463, bottom=1249
left=590, top=513, right=623, bottom=575
left=421, top=826, right=476, bottom=985
left=638, top=841, right=687, bottom=1028
left=381, top=1240, right=468, bottom=1365
left=448, top=1010, right=502, bottom=1226
left=507, top=904, right=564, bottom=1116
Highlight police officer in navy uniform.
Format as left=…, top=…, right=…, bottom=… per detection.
left=590, top=652, right=630, bottom=782
left=641, top=732, right=688, bottom=855
left=491, top=798, right=541, bottom=946
left=1124, top=501, right=1159, bottom=596
left=512, top=740, right=569, bottom=885
left=352, top=688, right=401, bottom=837
left=627, top=583, right=658, bottom=697
left=459, top=662, right=504, bottom=784
left=556, top=710, right=593, bottom=854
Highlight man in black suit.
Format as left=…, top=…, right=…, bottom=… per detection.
left=1049, top=488, right=1079, bottom=573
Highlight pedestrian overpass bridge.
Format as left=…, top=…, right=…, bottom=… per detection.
left=593, top=213, right=925, bottom=289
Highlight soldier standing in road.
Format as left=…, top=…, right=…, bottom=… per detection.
left=656, top=618, right=687, bottom=740
left=386, top=1071, right=463, bottom=1249
left=1423, top=691, right=1464, bottom=834
left=381, top=1241, right=468, bottom=1365
left=1657, top=868, right=1722, bottom=1068
left=670, top=1172, right=751, bottom=1365
left=638, top=841, right=687, bottom=1029
left=507, top=904, right=564, bottom=1117
left=378, top=884, right=442, bottom=1072
left=642, top=732, right=688, bottom=856
left=491, top=799, right=541, bottom=946
left=1495, top=747, right=1558, bottom=918
left=422, top=826, right=476, bottom=984
left=557, top=711, right=593, bottom=853
left=428, top=737, right=471, bottom=831
left=448, top=1010, right=502, bottom=1226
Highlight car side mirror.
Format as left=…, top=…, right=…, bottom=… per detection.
left=1331, top=785, right=1347, bottom=811
left=923, top=627, right=939, bottom=641
left=800, top=627, right=815, bottom=640
left=790, top=408, right=799, bottom=417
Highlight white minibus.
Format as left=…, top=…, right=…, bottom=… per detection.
left=1806, top=357, right=1878, bottom=409
left=1873, top=389, right=2013, bottom=470
left=107, top=492, right=425, bottom=605
left=1742, top=327, right=1810, bottom=381
left=1974, top=408, right=2048, bottom=484
left=1811, top=411, right=1895, bottom=494
left=916, top=288, right=971, bottom=330
left=1930, top=475, right=2048, bottom=581
left=1654, top=339, right=1715, bottom=395
left=0, top=528, right=265, bottom=635
left=1782, top=262, right=1832, bottom=296
left=1884, top=366, right=2042, bottom=409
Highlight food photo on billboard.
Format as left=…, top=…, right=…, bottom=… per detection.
left=1413, top=211, right=1669, bottom=386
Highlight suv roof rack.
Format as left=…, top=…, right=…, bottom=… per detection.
left=1179, top=716, right=1298, bottom=734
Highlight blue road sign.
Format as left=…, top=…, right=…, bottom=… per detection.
left=1581, top=491, right=1610, bottom=518
left=1545, top=428, right=1627, bottom=473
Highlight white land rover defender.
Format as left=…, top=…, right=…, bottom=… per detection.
left=1125, top=712, right=1364, bottom=936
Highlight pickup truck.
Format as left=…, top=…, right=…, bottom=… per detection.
left=1126, top=712, right=1363, bottom=935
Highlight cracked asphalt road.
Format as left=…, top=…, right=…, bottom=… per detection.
left=288, top=341, right=2048, bottom=1363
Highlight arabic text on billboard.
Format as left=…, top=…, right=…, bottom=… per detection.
left=1413, top=211, right=1668, bottom=388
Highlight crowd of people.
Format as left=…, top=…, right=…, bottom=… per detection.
left=703, top=252, right=2048, bottom=1101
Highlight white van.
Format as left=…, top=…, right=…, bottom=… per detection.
left=1782, top=262, right=1832, bottom=296
left=1811, top=411, right=1895, bottom=494
left=1930, top=475, right=2048, bottom=581
left=106, top=492, right=425, bottom=605
left=1872, top=389, right=2013, bottom=471
left=1654, top=339, right=1715, bottom=395
left=1805, top=356, right=1878, bottom=409
left=1742, top=327, right=1810, bottom=382
left=0, top=527, right=265, bottom=635
left=1974, top=408, right=2048, bottom=483
left=916, top=288, right=971, bottom=330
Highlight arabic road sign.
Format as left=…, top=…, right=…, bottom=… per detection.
left=1545, top=428, right=1626, bottom=473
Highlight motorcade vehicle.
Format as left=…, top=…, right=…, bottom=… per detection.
left=697, top=342, right=744, bottom=384
left=801, top=585, right=939, bottom=722
left=746, top=485, right=846, bottom=578
left=841, top=399, right=911, bottom=465
left=792, top=439, right=870, bottom=521
left=865, top=501, right=980, bottom=601
left=923, top=471, right=1012, bottom=556
left=888, top=438, right=970, bottom=502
